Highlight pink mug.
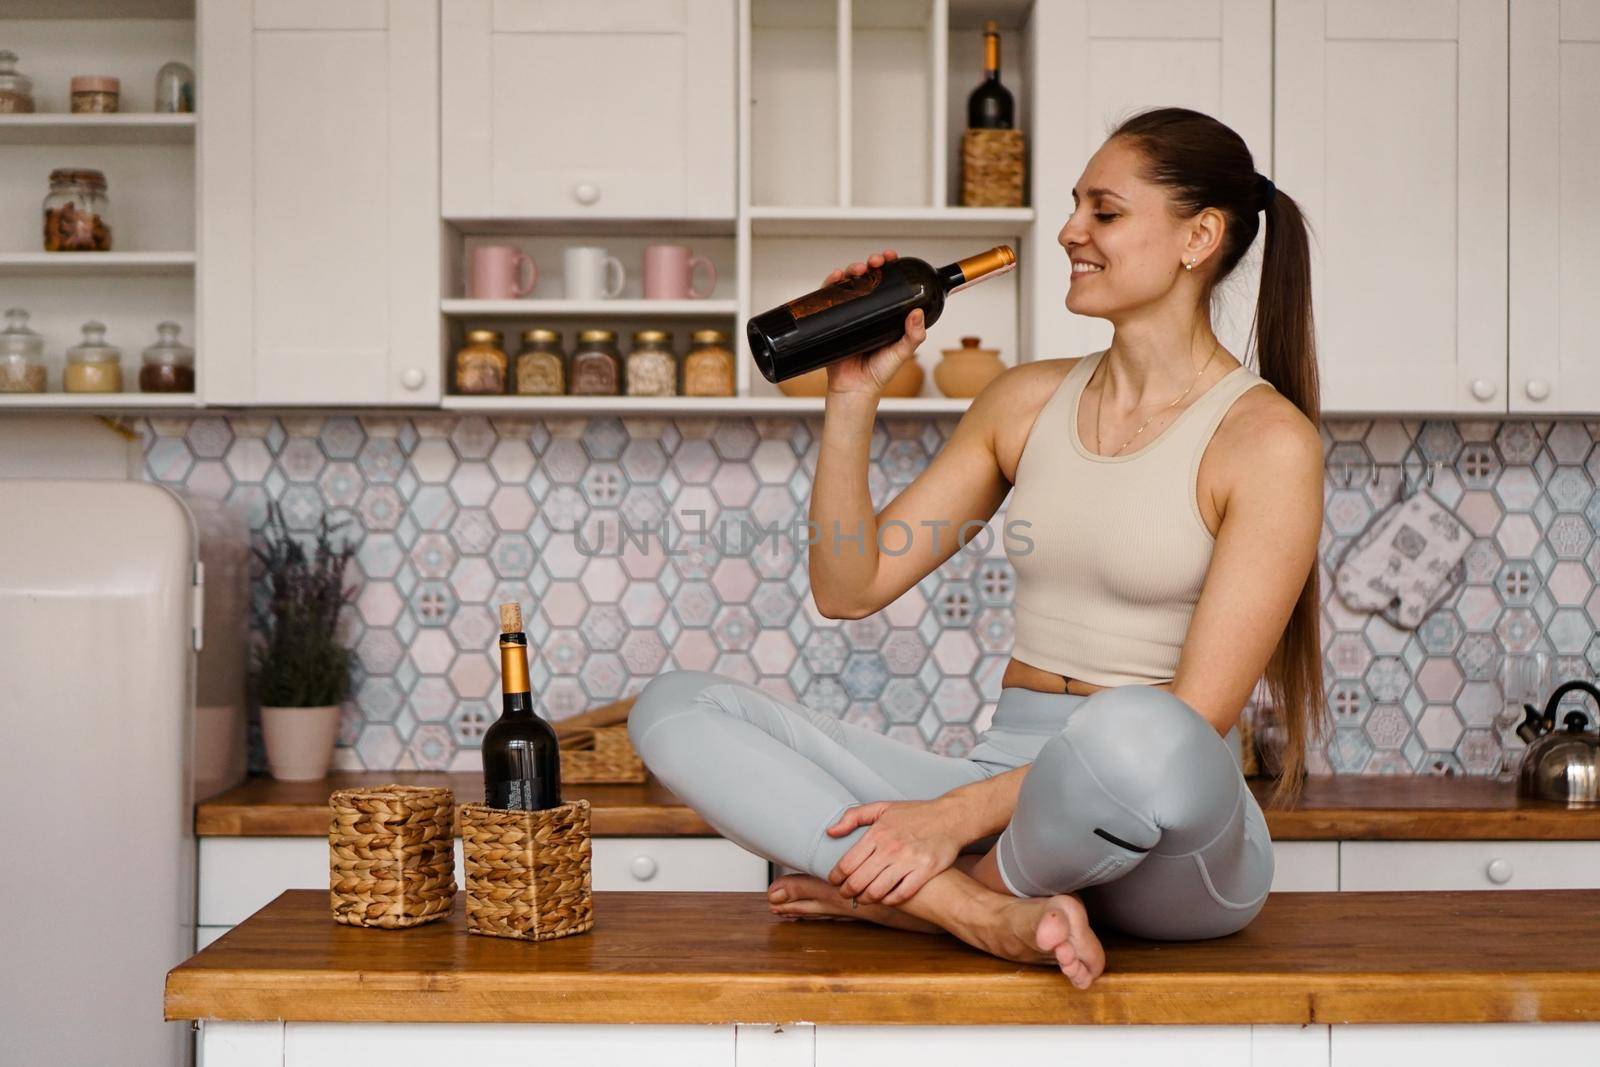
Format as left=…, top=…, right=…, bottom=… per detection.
left=469, top=245, right=537, bottom=300
left=643, top=244, right=716, bottom=300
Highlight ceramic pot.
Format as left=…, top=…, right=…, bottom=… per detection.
left=935, top=336, right=1005, bottom=397
left=775, top=358, right=924, bottom=399
left=260, top=704, right=342, bottom=781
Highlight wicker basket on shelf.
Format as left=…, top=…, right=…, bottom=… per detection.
left=560, top=723, right=646, bottom=784
left=460, top=798, right=594, bottom=942
left=328, top=784, right=455, bottom=929
left=961, top=128, right=1026, bottom=207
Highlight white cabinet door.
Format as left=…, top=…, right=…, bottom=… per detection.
left=1275, top=0, right=1507, bottom=413
left=1270, top=841, right=1339, bottom=892
left=201, top=0, right=440, bottom=405
left=1339, top=841, right=1600, bottom=891
left=442, top=0, right=736, bottom=219
left=1509, top=0, right=1600, bottom=412
left=1028, top=0, right=1272, bottom=365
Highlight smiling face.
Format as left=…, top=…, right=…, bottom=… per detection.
left=1059, top=137, right=1207, bottom=321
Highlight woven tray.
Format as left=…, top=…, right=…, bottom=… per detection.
left=961, top=127, right=1026, bottom=207
left=328, top=784, right=455, bottom=929
left=461, top=798, right=594, bottom=942
left=560, top=723, right=646, bottom=784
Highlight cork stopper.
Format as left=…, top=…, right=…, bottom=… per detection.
left=499, top=602, right=523, bottom=634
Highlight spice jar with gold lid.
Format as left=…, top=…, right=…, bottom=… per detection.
left=0, top=308, right=47, bottom=393
left=626, top=329, right=677, bottom=397
left=43, top=169, right=112, bottom=252
left=453, top=328, right=508, bottom=395
left=569, top=329, right=621, bottom=396
left=513, top=328, right=565, bottom=396
left=63, top=321, right=123, bottom=393
left=70, top=75, right=120, bottom=113
left=682, top=328, right=734, bottom=397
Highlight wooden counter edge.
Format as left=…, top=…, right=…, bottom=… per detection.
left=194, top=802, right=720, bottom=837
left=163, top=968, right=1600, bottom=1026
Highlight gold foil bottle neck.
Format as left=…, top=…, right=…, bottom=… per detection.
left=955, top=245, right=1017, bottom=286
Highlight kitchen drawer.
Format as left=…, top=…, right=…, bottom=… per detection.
left=199, top=835, right=770, bottom=925
left=1270, top=842, right=1339, bottom=892
left=1339, top=841, right=1600, bottom=891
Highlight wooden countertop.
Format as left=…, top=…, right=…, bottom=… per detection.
left=166, top=888, right=1600, bottom=1025
left=197, top=772, right=1600, bottom=839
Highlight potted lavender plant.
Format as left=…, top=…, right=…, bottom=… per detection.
left=252, top=503, right=357, bottom=781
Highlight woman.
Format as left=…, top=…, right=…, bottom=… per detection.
left=628, top=107, right=1327, bottom=990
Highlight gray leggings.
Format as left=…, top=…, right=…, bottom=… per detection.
left=627, top=670, right=1273, bottom=941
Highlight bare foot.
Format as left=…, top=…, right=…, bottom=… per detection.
left=766, top=874, right=942, bottom=934
left=1007, top=894, right=1105, bottom=989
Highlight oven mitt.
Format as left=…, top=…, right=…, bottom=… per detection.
left=1334, top=490, right=1471, bottom=629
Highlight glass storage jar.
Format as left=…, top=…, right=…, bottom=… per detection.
left=139, top=321, right=195, bottom=393
left=682, top=329, right=734, bottom=397
left=70, top=75, right=120, bottom=113
left=63, top=321, right=123, bottom=393
left=626, top=330, right=677, bottom=397
left=154, top=60, right=194, bottom=113
left=514, top=328, right=565, bottom=396
left=0, top=50, right=35, bottom=113
left=43, top=169, right=112, bottom=252
left=453, top=328, right=508, bottom=395
left=0, top=308, right=47, bottom=393
left=569, top=329, right=621, bottom=396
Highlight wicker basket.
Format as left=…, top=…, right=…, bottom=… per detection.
left=560, top=723, right=646, bottom=784
left=460, top=798, right=594, bottom=942
left=328, top=784, right=456, bottom=929
left=961, top=128, right=1026, bottom=208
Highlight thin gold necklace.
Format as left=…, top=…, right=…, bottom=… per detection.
left=1093, top=342, right=1221, bottom=457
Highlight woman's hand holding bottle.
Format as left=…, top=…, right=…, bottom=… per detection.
left=820, top=249, right=927, bottom=399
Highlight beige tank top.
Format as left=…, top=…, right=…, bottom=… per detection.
left=1004, top=349, right=1274, bottom=687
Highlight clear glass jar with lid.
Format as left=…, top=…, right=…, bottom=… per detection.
left=139, top=321, right=195, bottom=393
left=0, top=50, right=35, bottom=113
left=0, top=308, right=47, bottom=393
left=626, top=330, right=677, bottom=397
left=569, top=329, right=621, bottom=396
left=154, top=61, right=195, bottom=113
left=63, top=321, right=123, bottom=393
left=514, top=328, right=565, bottom=396
left=43, top=169, right=112, bottom=252
left=682, top=329, right=734, bottom=397
left=453, top=328, right=508, bottom=394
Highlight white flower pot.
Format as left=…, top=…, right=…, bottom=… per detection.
left=260, top=704, right=342, bottom=781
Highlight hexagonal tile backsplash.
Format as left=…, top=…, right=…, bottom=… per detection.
left=138, top=414, right=1600, bottom=777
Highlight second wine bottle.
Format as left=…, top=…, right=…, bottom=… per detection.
left=482, top=602, right=562, bottom=811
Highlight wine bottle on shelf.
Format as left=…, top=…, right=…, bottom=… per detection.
left=746, top=245, right=1016, bottom=384
left=482, top=602, right=562, bottom=811
left=967, top=20, right=1014, bottom=130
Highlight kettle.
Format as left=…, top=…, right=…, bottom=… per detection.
left=1515, top=679, right=1600, bottom=805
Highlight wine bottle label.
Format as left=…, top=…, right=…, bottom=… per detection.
left=488, top=778, right=550, bottom=811
left=786, top=270, right=882, bottom=320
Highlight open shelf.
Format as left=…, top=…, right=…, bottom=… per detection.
left=443, top=299, right=737, bottom=318
left=749, top=206, right=1034, bottom=237
left=0, top=392, right=199, bottom=409
left=0, top=114, right=195, bottom=145
left=0, top=252, right=195, bottom=274
left=440, top=394, right=968, bottom=416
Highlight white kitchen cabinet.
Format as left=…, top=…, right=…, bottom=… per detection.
left=441, top=0, right=736, bottom=220
left=1270, top=841, right=1339, bottom=892
left=200, top=0, right=441, bottom=404
left=197, top=835, right=771, bottom=928
left=1275, top=0, right=1507, bottom=413
left=1339, top=840, right=1600, bottom=891
left=1509, top=0, right=1600, bottom=413
left=1030, top=0, right=1273, bottom=366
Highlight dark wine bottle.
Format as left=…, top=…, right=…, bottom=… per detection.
left=967, top=21, right=1014, bottom=129
left=482, top=602, right=562, bottom=811
left=746, top=245, right=1016, bottom=384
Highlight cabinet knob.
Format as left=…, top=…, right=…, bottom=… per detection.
left=1469, top=379, right=1497, bottom=401
left=1525, top=378, right=1551, bottom=401
left=629, top=854, right=658, bottom=881
left=400, top=368, right=425, bottom=391
left=1485, top=858, right=1513, bottom=885
left=573, top=182, right=601, bottom=206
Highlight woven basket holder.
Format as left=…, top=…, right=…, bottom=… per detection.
left=328, top=784, right=456, bottom=929
left=560, top=723, right=646, bottom=784
left=961, top=128, right=1026, bottom=208
left=461, top=797, right=595, bottom=942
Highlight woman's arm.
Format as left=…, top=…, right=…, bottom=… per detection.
left=934, top=765, right=1029, bottom=840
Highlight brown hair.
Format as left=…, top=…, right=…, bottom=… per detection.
left=1109, top=106, right=1325, bottom=809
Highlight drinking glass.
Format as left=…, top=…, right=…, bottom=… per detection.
left=1496, top=649, right=1552, bottom=781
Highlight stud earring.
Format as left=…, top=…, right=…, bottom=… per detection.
left=1184, top=258, right=1195, bottom=271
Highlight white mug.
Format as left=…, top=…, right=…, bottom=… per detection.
left=564, top=246, right=626, bottom=301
